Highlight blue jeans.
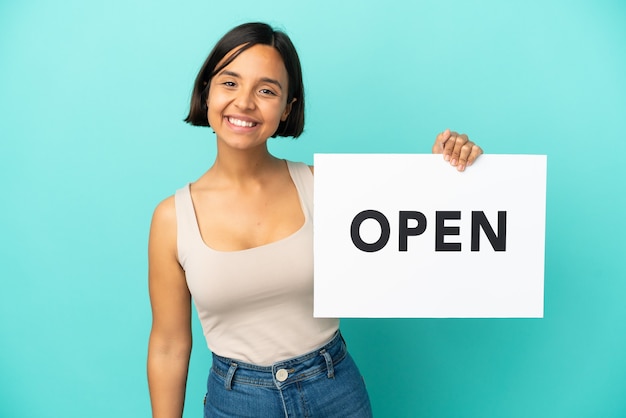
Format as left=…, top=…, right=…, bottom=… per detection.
left=204, top=331, right=373, bottom=417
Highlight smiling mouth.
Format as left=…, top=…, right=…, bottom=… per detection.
left=227, top=117, right=258, bottom=128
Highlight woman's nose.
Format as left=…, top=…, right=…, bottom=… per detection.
left=234, top=88, right=256, bottom=110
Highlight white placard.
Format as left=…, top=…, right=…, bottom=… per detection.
left=314, top=154, right=546, bottom=318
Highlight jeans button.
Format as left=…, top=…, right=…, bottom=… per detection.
left=276, top=369, right=288, bottom=382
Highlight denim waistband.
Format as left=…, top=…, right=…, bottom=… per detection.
left=211, top=331, right=346, bottom=390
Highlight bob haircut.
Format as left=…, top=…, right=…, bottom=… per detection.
left=185, top=22, right=305, bottom=138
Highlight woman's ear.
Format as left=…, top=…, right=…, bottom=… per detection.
left=281, top=98, right=297, bottom=121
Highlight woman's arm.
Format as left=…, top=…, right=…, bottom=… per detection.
left=147, top=196, right=192, bottom=418
left=432, top=128, right=483, bottom=171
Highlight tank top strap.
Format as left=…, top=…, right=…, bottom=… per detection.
left=287, top=161, right=313, bottom=217
left=174, top=184, right=202, bottom=268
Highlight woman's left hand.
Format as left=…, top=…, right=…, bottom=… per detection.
left=432, top=129, right=483, bottom=172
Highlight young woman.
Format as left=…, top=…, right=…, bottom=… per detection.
left=147, top=22, right=482, bottom=418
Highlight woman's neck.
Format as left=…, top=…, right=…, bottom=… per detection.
left=208, top=144, right=284, bottom=185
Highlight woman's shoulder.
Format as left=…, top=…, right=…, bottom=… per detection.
left=151, top=194, right=177, bottom=231
left=286, top=159, right=314, bottom=175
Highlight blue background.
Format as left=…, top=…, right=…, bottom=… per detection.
left=1, top=0, right=625, bottom=417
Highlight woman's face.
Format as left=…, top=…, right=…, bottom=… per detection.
left=206, top=44, right=293, bottom=150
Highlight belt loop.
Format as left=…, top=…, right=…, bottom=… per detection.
left=320, top=349, right=334, bottom=379
left=225, top=362, right=238, bottom=390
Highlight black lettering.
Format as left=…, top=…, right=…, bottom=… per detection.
left=350, top=210, right=391, bottom=252
left=471, top=211, right=507, bottom=251
left=398, top=211, right=427, bottom=251
left=435, top=211, right=461, bottom=251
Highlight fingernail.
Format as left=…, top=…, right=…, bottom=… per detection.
left=458, top=165, right=465, bottom=171
left=451, top=158, right=457, bottom=166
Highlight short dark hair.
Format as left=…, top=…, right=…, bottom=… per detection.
left=184, top=22, right=305, bottom=138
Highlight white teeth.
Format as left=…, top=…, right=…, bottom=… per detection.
left=228, top=117, right=256, bottom=127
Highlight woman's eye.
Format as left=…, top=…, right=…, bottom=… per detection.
left=223, top=81, right=236, bottom=87
left=260, top=88, right=276, bottom=96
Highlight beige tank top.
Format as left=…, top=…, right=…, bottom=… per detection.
left=174, top=161, right=339, bottom=366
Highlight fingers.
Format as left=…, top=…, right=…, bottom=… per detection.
left=442, top=133, right=463, bottom=162
left=432, top=128, right=451, bottom=154
left=437, top=130, right=483, bottom=172
left=462, top=142, right=483, bottom=169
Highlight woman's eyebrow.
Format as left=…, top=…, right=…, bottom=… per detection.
left=218, top=70, right=283, bottom=91
left=219, top=70, right=240, bottom=78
